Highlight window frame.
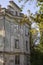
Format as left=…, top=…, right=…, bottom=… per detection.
left=26, top=40, right=28, bottom=51
left=26, top=55, right=30, bottom=65
left=15, top=11, right=18, bottom=16
left=25, top=26, right=29, bottom=36
left=15, top=55, right=20, bottom=65
left=15, top=39, right=19, bottom=49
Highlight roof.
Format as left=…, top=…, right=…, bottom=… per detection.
left=9, top=1, right=22, bottom=11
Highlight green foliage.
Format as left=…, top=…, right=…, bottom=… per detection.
left=18, top=0, right=43, bottom=65
left=38, top=0, right=43, bottom=2
left=31, top=43, right=43, bottom=65
left=18, top=0, right=43, bottom=3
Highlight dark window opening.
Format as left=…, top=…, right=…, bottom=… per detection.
left=15, top=39, right=19, bottom=49
left=15, top=11, right=18, bottom=16
left=26, top=41, right=28, bottom=51
left=15, top=55, right=20, bottom=65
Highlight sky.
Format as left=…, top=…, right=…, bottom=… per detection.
left=0, top=0, right=39, bottom=15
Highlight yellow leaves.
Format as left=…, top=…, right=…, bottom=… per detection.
left=20, top=15, right=30, bottom=25
left=39, top=22, right=43, bottom=29
left=33, top=14, right=43, bottom=23
left=38, top=22, right=43, bottom=29
left=30, top=29, right=38, bottom=35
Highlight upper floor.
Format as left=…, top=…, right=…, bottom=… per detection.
left=0, top=0, right=30, bottom=54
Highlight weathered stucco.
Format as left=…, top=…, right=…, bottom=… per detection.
left=0, top=1, right=30, bottom=65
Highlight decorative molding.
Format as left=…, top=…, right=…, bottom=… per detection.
left=0, top=51, right=30, bottom=55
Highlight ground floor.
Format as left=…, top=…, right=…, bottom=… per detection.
left=0, top=52, right=30, bottom=65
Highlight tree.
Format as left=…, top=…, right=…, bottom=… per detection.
left=18, top=0, right=43, bottom=65
left=30, top=1, right=43, bottom=64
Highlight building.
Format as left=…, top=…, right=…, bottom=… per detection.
left=0, top=1, right=30, bottom=65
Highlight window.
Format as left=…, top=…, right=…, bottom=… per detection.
left=15, top=55, right=20, bottom=65
left=25, top=26, right=29, bottom=36
left=15, top=11, right=18, bottom=16
left=26, top=55, right=29, bottom=65
left=26, top=41, right=28, bottom=51
left=15, top=39, right=19, bottom=49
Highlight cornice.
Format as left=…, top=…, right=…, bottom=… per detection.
left=0, top=51, right=30, bottom=56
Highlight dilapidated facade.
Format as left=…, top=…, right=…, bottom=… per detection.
left=0, top=1, right=30, bottom=65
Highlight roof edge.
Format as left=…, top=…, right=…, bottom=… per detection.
left=9, top=1, right=22, bottom=11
